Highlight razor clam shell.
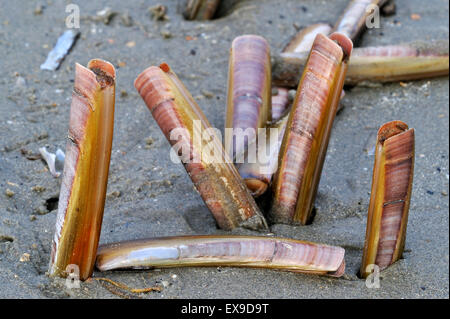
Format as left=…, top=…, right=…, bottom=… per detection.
left=272, top=40, right=449, bottom=87
left=236, top=115, right=288, bottom=197
left=96, top=235, right=346, bottom=277
left=332, top=0, right=389, bottom=42
left=272, top=24, right=332, bottom=122
left=270, top=34, right=348, bottom=225
left=225, top=35, right=272, bottom=160
left=49, top=59, right=115, bottom=281
left=240, top=25, right=335, bottom=195
left=346, top=41, right=449, bottom=84
left=182, top=0, right=221, bottom=20
left=271, top=87, right=290, bottom=122
left=135, top=64, right=267, bottom=231
left=361, top=121, right=414, bottom=276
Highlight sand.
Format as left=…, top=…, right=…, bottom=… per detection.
left=0, top=0, right=448, bottom=298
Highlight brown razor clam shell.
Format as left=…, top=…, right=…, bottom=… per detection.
left=135, top=63, right=267, bottom=231
left=270, top=33, right=352, bottom=225
left=271, top=51, right=310, bottom=88
left=96, top=235, right=346, bottom=277
left=360, top=121, right=414, bottom=278
left=49, top=59, right=115, bottom=281
left=182, top=0, right=221, bottom=20
left=272, top=40, right=449, bottom=88
left=272, top=24, right=332, bottom=121
left=332, top=0, right=389, bottom=43
left=238, top=33, right=353, bottom=200
left=225, top=35, right=272, bottom=161
left=346, top=41, right=449, bottom=84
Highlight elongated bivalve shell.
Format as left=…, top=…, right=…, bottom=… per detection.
left=238, top=23, right=335, bottom=196
left=270, top=33, right=353, bottom=225
left=272, top=40, right=449, bottom=88
left=49, top=59, right=115, bottom=281
left=333, top=0, right=388, bottom=42
left=225, top=35, right=272, bottom=161
left=182, top=0, right=221, bottom=20
left=345, top=41, right=449, bottom=84
left=270, top=24, right=333, bottom=121
left=135, top=63, right=267, bottom=231
left=360, top=121, right=414, bottom=278
left=96, top=235, right=346, bottom=277
left=236, top=23, right=334, bottom=196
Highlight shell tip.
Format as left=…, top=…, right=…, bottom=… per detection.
left=329, top=32, right=353, bottom=60
left=329, top=260, right=346, bottom=277
left=87, top=59, right=116, bottom=79
left=159, top=62, right=170, bottom=73
left=245, top=179, right=269, bottom=198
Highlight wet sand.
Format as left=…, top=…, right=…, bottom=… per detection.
left=0, top=0, right=448, bottom=298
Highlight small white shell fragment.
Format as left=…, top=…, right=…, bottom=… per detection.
left=20, top=253, right=30, bottom=262
left=40, top=30, right=79, bottom=71
left=39, top=147, right=65, bottom=178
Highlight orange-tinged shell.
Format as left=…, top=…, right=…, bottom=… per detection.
left=135, top=63, right=268, bottom=231
left=272, top=40, right=449, bottom=87
left=49, top=59, right=115, bottom=281
left=360, top=121, right=414, bottom=278
left=236, top=114, right=289, bottom=198
left=270, top=33, right=352, bottom=225
left=183, top=0, right=221, bottom=20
